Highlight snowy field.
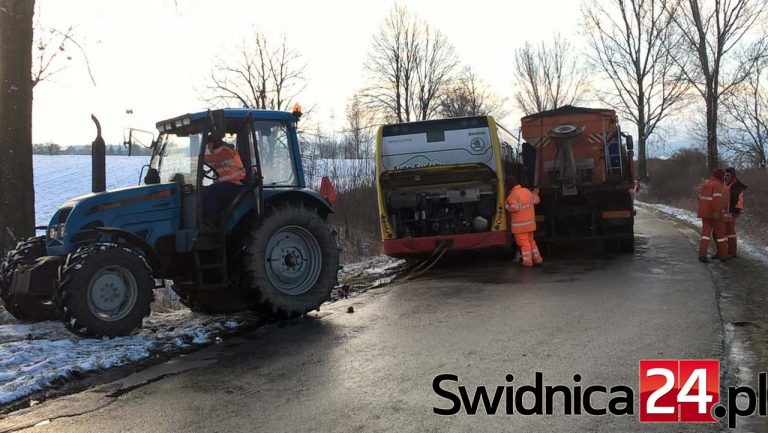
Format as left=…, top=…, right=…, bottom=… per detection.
left=33, top=155, right=149, bottom=227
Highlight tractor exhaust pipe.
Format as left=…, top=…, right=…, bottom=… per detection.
left=91, top=114, right=106, bottom=193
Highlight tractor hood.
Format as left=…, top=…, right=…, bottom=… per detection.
left=46, top=183, right=181, bottom=255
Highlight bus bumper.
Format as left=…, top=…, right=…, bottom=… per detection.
left=382, top=231, right=511, bottom=256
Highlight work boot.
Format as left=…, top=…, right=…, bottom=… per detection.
left=711, top=254, right=733, bottom=261
left=699, top=256, right=710, bottom=263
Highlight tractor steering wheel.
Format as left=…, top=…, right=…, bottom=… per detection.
left=203, top=164, right=219, bottom=181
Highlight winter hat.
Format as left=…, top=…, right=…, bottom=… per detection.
left=712, top=168, right=724, bottom=181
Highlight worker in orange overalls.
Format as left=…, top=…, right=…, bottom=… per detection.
left=202, top=131, right=247, bottom=218
left=724, top=167, right=748, bottom=257
left=505, top=175, right=542, bottom=267
left=697, top=168, right=729, bottom=263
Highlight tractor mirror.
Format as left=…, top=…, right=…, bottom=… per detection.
left=144, top=168, right=160, bottom=185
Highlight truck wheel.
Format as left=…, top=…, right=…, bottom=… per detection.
left=0, top=236, right=57, bottom=322
left=620, top=236, right=635, bottom=253
left=244, top=203, right=339, bottom=318
left=56, top=244, right=154, bottom=337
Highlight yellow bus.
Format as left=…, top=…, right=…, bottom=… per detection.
left=375, top=116, right=523, bottom=257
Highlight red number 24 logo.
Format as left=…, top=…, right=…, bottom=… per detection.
left=639, top=360, right=719, bottom=423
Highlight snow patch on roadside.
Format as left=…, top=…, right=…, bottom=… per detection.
left=640, top=201, right=768, bottom=265
left=0, top=311, right=249, bottom=406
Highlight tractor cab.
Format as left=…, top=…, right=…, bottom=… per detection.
left=1, top=107, right=339, bottom=338
left=148, top=109, right=302, bottom=231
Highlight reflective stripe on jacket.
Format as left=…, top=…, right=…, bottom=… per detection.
left=204, top=145, right=246, bottom=184
left=506, top=185, right=540, bottom=234
left=697, top=176, right=726, bottom=219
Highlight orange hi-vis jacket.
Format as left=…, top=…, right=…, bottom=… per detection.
left=697, top=176, right=727, bottom=219
left=506, top=185, right=540, bottom=234
left=205, top=145, right=246, bottom=184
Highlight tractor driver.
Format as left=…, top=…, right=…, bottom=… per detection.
left=202, top=131, right=247, bottom=219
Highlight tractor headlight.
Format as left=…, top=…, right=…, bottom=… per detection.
left=59, top=224, right=66, bottom=238
left=48, top=226, right=57, bottom=240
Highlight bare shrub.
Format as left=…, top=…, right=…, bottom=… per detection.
left=646, top=148, right=709, bottom=207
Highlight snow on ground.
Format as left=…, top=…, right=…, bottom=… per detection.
left=0, top=311, right=250, bottom=406
left=639, top=201, right=768, bottom=265
left=332, top=255, right=405, bottom=300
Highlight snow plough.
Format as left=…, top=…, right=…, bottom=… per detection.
left=520, top=105, right=636, bottom=252
left=0, top=108, right=339, bottom=337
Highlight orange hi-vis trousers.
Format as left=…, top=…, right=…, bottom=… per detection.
left=514, top=232, right=543, bottom=267
left=725, top=216, right=738, bottom=256
left=699, top=218, right=728, bottom=259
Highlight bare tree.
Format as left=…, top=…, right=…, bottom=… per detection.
left=343, top=95, right=377, bottom=161
left=721, top=63, right=768, bottom=168
left=0, top=0, right=36, bottom=252
left=204, top=33, right=306, bottom=111
left=204, top=32, right=307, bottom=164
left=513, top=35, right=589, bottom=116
left=33, top=141, right=60, bottom=155
left=440, top=66, right=507, bottom=118
left=584, top=0, right=690, bottom=182
left=362, top=5, right=458, bottom=123
left=31, top=22, right=95, bottom=88
left=669, top=0, right=768, bottom=170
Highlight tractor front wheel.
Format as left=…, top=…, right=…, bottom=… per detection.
left=0, top=236, right=57, bottom=322
left=56, top=244, right=154, bottom=337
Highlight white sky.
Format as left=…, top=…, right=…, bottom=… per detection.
left=34, top=0, right=584, bottom=146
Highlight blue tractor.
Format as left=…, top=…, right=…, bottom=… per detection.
left=0, top=108, right=339, bottom=337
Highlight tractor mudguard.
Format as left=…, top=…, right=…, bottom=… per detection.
left=264, top=188, right=334, bottom=214
left=93, top=227, right=163, bottom=274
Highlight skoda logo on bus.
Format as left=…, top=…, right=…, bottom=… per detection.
left=470, top=137, right=485, bottom=151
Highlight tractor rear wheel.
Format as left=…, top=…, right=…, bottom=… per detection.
left=243, top=203, right=339, bottom=318
left=0, top=236, right=57, bottom=322
left=56, top=244, right=154, bottom=337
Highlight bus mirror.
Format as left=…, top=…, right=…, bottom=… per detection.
left=625, top=135, right=634, bottom=150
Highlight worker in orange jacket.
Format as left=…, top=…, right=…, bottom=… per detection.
left=724, top=167, right=747, bottom=257
left=697, top=168, right=729, bottom=263
left=505, top=176, right=542, bottom=267
left=202, top=131, right=247, bottom=217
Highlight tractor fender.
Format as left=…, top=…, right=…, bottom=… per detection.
left=93, top=227, right=163, bottom=274
left=264, top=188, right=334, bottom=216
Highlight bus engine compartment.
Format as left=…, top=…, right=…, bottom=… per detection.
left=385, top=183, right=497, bottom=238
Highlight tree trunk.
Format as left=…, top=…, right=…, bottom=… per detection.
left=637, top=88, right=648, bottom=182
left=705, top=91, right=719, bottom=171
left=0, top=0, right=36, bottom=253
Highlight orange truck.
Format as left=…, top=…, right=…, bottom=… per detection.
left=520, top=105, right=636, bottom=252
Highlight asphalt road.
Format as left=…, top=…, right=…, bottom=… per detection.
left=3, top=207, right=759, bottom=433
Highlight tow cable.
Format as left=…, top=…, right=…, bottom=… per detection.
left=398, top=241, right=449, bottom=281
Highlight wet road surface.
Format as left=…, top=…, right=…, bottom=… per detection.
left=3, top=207, right=765, bottom=433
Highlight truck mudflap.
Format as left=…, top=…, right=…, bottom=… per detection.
left=383, top=231, right=511, bottom=256
left=10, top=256, right=63, bottom=297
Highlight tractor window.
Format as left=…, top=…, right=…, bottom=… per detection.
left=157, top=132, right=203, bottom=185
left=255, top=121, right=297, bottom=186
